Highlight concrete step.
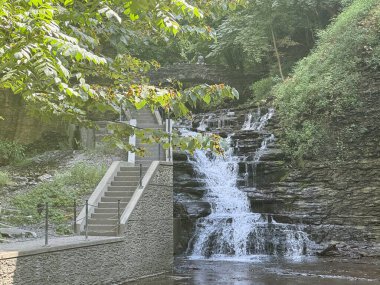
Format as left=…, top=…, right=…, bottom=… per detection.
left=119, top=166, right=147, bottom=171
left=93, top=208, right=119, bottom=214
left=135, top=162, right=154, bottom=167
left=137, top=117, right=158, bottom=125
left=136, top=124, right=165, bottom=129
left=88, top=218, right=118, bottom=225
left=135, top=155, right=158, bottom=160
left=100, top=196, right=131, bottom=203
left=87, top=224, right=118, bottom=232
left=117, top=171, right=144, bottom=176
left=114, top=176, right=139, bottom=182
left=104, top=191, right=135, bottom=197
left=135, top=157, right=158, bottom=161
left=98, top=202, right=128, bottom=208
left=82, top=231, right=116, bottom=237
left=108, top=186, right=136, bottom=192
left=110, top=181, right=138, bottom=187
left=91, top=213, right=119, bottom=219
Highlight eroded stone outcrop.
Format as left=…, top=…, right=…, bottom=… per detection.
left=174, top=92, right=380, bottom=257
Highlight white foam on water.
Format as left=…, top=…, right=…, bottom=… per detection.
left=187, top=109, right=316, bottom=260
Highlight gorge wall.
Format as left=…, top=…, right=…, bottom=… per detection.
left=0, top=90, right=67, bottom=147
left=174, top=86, right=380, bottom=257
left=149, top=63, right=255, bottom=99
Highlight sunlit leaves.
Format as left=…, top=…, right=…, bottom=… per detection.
left=98, top=6, right=121, bottom=24
left=124, top=83, right=238, bottom=117
left=103, top=119, right=226, bottom=156
left=0, top=0, right=240, bottom=154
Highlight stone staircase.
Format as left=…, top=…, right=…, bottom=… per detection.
left=133, top=108, right=165, bottom=166
left=84, top=165, right=147, bottom=236
left=80, top=108, right=166, bottom=236
left=95, top=120, right=110, bottom=143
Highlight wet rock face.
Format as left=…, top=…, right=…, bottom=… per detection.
left=174, top=153, right=211, bottom=254
left=173, top=98, right=380, bottom=256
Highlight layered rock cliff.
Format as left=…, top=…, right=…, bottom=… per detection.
left=173, top=92, right=380, bottom=257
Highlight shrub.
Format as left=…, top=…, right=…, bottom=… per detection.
left=0, top=140, right=25, bottom=166
left=274, top=0, right=380, bottom=161
left=10, top=163, right=106, bottom=234
left=0, top=171, right=11, bottom=186
left=250, top=77, right=278, bottom=102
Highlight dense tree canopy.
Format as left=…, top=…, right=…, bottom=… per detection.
left=0, top=0, right=239, bottom=153
left=209, top=0, right=343, bottom=76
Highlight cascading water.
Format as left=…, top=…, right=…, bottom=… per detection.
left=242, top=108, right=274, bottom=131
left=187, top=108, right=315, bottom=260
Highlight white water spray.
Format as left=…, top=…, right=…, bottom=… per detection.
left=242, top=108, right=274, bottom=131
left=188, top=109, right=315, bottom=259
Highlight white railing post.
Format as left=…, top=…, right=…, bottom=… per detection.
left=128, top=119, right=136, bottom=164
left=165, top=119, right=173, bottom=162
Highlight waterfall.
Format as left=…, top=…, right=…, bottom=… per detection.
left=241, top=113, right=253, bottom=130
left=187, top=109, right=315, bottom=260
left=197, top=115, right=213, bottom=131
left=197, top=117, right=207, bottom=131
left=254, top=134, right=275, bottom=162
left=242, top=108, right=274, bottom=131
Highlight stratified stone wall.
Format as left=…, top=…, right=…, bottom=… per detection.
left=0, top=90, right=66, bottom=145
left=174, top=101, right=380, bottom=257
left=0, top=162, right=173, bottom=285
left=149, top=63, right=255, bottom=100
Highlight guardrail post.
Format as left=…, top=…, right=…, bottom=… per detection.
left=117, top=200, right=121, bottom=236
left=139, top=163, right=143, bottom=188
left=85, top=200, right=89, bottom=240
left=73, top=200, right=77, bottom=234
left=45, top=202, right=48, bottom=246
left=168, top=119, right=172, bottom=162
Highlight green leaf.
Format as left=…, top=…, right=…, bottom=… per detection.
left=75, top=52, right=83, bottom=61
left=135, top=100, right=147, bottom=110
left=203, top=93, right=211, bottom=104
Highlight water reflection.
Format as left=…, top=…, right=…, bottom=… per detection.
left=127, top=257, right=380, bottom=285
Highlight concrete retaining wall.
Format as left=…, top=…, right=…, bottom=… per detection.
left=0, top=162, right=173, bottom=285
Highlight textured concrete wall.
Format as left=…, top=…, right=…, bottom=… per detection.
left=0, top=162, right=173, bottom=285
left=149, top=63, right=255, bottom=99
left=0, top=90, right=67, bottom=145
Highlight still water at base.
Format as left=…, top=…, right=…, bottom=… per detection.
left=127, top=257, right=380, bottom=285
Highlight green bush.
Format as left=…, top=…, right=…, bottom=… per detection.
left=10, top=163, right=106, bottom=234
left=0, top=171, right=11, bottom=186
left=0, top=140, right=25, bottom=166
left=250, top=77, right=278, bottom=102
left=274, top=0, right=380, bottom=160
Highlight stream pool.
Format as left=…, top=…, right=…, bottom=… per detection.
left=128, top=256, right=380, bottom=285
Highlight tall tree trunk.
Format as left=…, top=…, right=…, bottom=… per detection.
left=271, top=27, right=285, bottom=81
